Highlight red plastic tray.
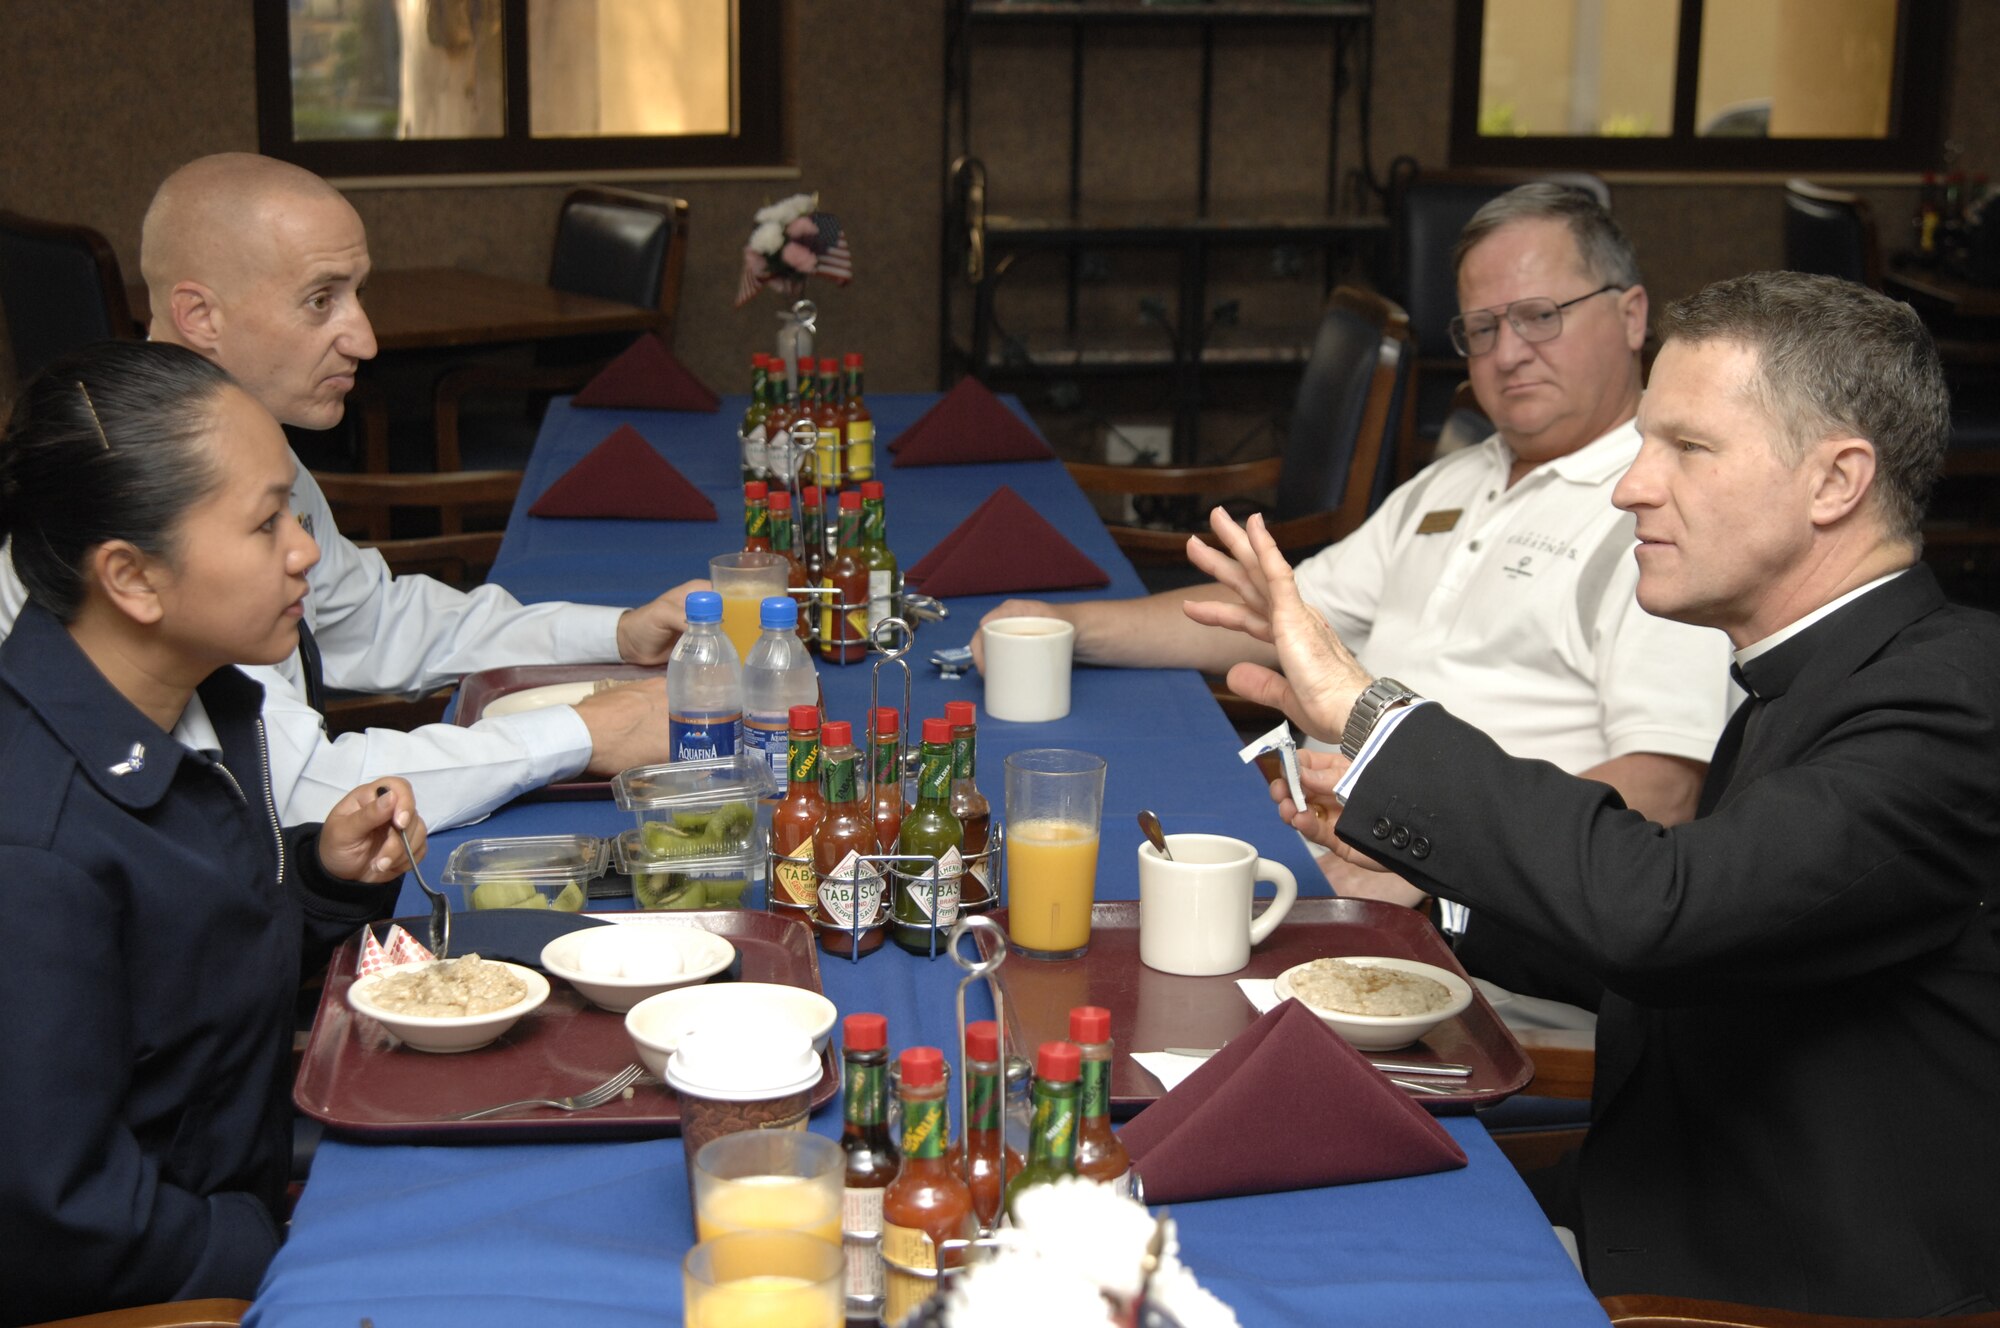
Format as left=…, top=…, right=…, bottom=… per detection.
left=452, top=664, right=668, bottom=799
left=978, top=898, right=1532, bottom=1115
left=295, top=911, right=836, bottom=1142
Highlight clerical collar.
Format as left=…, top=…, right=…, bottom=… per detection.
left=1735, top=569, right=1908, bottom=668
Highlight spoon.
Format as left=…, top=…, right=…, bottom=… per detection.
left=377, top=785, right=448, bottom=960
left=1137, top=809, right=1173, bottom=860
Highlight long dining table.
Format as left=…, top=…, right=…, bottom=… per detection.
left=245, top=392, right=1609, bottom=1327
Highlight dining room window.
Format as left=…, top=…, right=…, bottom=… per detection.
left=255, top=0, right=783, bottom=178
left=1448, top=0, right=1945, bottom=172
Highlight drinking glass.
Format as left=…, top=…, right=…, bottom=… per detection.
left=1003, top=749, right=1106, bottom=960
left=709, top=552, right=791, bottom=660
left=683, top=1229, right=843, bottom=1328
left=693, top=1130, right=844, bottom=1245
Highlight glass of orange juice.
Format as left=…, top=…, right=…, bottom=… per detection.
left=693, top=1131, right=844, bottom=1246
left=1003, top=749, right=1106, bottom=960
left=709, top=552, right=791, bottom=660
left=683, top=1229, right=843, bottom=1328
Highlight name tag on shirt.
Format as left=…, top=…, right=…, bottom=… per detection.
left=1415, top=508, right=1462, bottom=534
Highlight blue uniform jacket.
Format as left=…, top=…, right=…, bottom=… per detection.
left=0, top=604, right=398, bottom=1324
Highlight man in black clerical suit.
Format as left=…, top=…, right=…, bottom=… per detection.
left=1185, top=271, right=2000, bottom=1318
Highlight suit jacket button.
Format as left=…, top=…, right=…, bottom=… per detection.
left=1372, top=818, right=1392, bottom=840
left=1410, top=836, right=1431, bottom=859
left=1390, top=826, right=1411, bottom=849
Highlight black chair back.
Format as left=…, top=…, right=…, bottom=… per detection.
left=1781, top=180, right=1880, bottom=288
left=1275, top=300, right=1398, bottom=522
left=0, top=211, right=134, bottom=381
left=549, top=187, right=687, bottom=315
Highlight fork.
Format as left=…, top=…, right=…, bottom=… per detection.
left=447, top=1064, right=647, bottom=1121
left=377, top=784, right=447, bottom=960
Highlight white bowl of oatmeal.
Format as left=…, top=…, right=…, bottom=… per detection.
left=1274, top=956, right=1473, bottom=1051
left=347, top=955, right=551, bottom=1053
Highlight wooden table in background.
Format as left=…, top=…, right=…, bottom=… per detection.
left=1883, top=267, right=2000, bottom=321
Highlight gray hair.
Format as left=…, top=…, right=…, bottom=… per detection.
left=1453, top=183, right=1644, bottom=290
left=1661, top=271, right=1948, bottom=546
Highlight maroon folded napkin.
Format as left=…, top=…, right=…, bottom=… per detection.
left=529, top=425, right=718, bottom=521
left=890, top=377, right=1054, bottom=466
left=571, top=333, right=721, bottom=413
left=903, top=486, right=1109, bottom=598
left=1119, top=998, right=1467, bottom=1204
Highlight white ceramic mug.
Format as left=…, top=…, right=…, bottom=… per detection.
left=981, top=616, right=1075, bottom=723
left=1137, top=833, right=1298, bottom=976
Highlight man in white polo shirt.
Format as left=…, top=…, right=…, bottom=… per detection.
left=980, top=186, right=1732, bottom=952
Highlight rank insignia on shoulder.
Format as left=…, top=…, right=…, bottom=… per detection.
left=108, top=742, right=146, bottom=776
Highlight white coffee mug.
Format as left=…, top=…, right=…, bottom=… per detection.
left=1137, top=833, right=1298, bottom=976
left=981, top=616, right=1075, bottom=723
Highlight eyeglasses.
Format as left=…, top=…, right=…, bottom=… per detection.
left=1448, top=284, right=1625, bottom=358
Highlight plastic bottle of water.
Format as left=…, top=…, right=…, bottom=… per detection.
left=742, top=595, right=821, bottom=792
left=667, top=590, right=743, bottom=761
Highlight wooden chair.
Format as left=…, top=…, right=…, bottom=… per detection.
left=23, top=1299, right=249, bottom=1328
left=432, top=188, right=689, bottom=472
left=0, top=210, right=141, bottom=383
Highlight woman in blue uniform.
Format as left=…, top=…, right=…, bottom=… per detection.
left=0, top=340, right=425, bottom=1323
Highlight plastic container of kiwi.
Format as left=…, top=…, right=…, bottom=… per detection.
left=613, top=824, right=769, bottom=911
left=439, top=834, right=611, bottom=913
left=609, top=755, right=776, bottom=846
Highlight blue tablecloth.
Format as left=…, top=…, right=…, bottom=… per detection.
left=246, top=395, right=1606, bottom=1327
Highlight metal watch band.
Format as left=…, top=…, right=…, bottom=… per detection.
left=1340, top=677, right=1421, bottom=760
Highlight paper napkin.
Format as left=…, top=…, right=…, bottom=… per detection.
left=903, top=486, right=1109, bottom=597
left=357, top=924, right=434, bottom=976
left=571, top=333, right=721, bottom=413
left=529, top=425, right=719, bottom=521
left=889, top=377, right=1055, bottom=466
left=1118, top=999, right=1467, bottom=1204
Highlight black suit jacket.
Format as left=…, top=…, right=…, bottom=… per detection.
left=1340, top=566, right=2000, bottom=1316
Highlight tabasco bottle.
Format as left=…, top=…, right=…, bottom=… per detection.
left=740, top=353, right=771, bottom=485
left=1003, top=1042, right=1080, bottom=1223
left=741, top=480, right=771, bottom=553
left=769, top=704, right=825, bottom=923
left=812, top=719, right=885, bottom=958
left=961, top=1020, right=1021, bottom=1232
left=840, top=1012, right=898, bottom=1324
left=881, top=1046, right=976, bottom=1325
left=891, top=717, right=964, bottom=956
left=789, top=374, right=820, bottom=493
left=843, top=352, right=874, bottom=484
left=944, top=700, right=993, bottom=911
left=870, top=706, right=906, bottom=856
left=766, top=489, right=812, bottom=643
left=815, top=356, right=846, bottom=491
left=819, top=490, right=871, bottom=665
left=858, top=480, right=899, bottom=633
left=1068, top=1006, right=1132, bottom=1192
left=800, top=484, right=826, bottom=587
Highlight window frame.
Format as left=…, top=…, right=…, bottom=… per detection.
left=1448, top=0, right=1947, bottom=173
left=253, top=0, right=786, bottom=178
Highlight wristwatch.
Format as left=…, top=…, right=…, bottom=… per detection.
left=1340, top=677, right=1422, bottom=760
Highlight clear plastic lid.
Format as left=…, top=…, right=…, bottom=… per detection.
left=440, top=834, right=610, bottom=889
left=614, top=823, right=769, bottom=876
left=611, top=755, right=777, bottom=820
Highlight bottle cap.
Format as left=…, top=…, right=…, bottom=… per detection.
left=840, top=490, right=862, bottom=510
left=1036, top=1041, right=1081, bottom=1081
left=901, top=1045, right=945, bottom=1087
left=873, top=706, right=899, bottom=736
left=744, top=480, right=767, bottom=500
left=844, top=1012, right=887, bottom=1052
left=759, top=596, right=797, bottom=631
left=844, top=352, right=864, bottom=368
left=753, top=352, right=769, bottom=367
left=789, top=704, right=821, bottom=732
left=768, top=489, right=792, bottom=512
left=685, top=591, right=722, bottom=624
left=804, top=485, right=821, bottom=503
left=966, top=1020, right=999, bottom=1061
left=945, top=700, right=977, bottom=729
left=861, top=480, right=884, bottom=499
left=922, top=716, right=953, bottom=745
left=819, top=357, right=838, bottom=373
left=822, top=720, right=853, bottom=747
left=1069, top=1005, right=1110, bottom=1043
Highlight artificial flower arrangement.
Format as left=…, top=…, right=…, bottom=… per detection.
left=735, top=191, right=854, bottom=306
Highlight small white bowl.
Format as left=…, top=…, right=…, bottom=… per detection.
left=1274, top=956, right=1474, bottom=1051
left=625, top=982, right=837, bottom=1080
left=539, top=923, right=736, bottom=1013
left=347, top=959, right=550, bottom=1053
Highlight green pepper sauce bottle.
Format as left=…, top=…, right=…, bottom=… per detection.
left=891, top=717, right=963, bottom=955
left=1003, top=1041, right=1081, bottom=1224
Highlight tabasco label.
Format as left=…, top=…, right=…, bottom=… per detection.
left=773, top=840, right=817, bottom=907
left=904, top=848, right=963, bottom=926
left=818, top=850, right=885, bottom=927
left=846, top=418, right=875, bottom=477
left=880, top=1222, right=940, bottom=1323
